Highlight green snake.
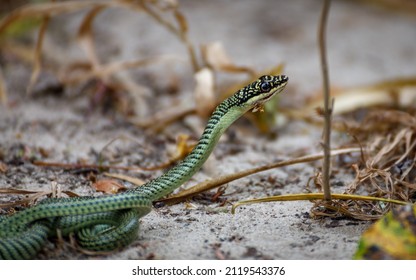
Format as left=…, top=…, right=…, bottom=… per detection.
left=0, top=75, right=288, bottom=259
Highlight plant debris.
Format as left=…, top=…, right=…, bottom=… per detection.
left=310, top=111, right=416, bottom=220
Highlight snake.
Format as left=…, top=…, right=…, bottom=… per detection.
left=0, top=75, right=288, bottom=259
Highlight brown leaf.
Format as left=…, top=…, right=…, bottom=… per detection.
left=103, top=172, right=145, bottom=187
left=0, top=162, right=8, bottom=173
left=93, top=179, right=125, bottom=194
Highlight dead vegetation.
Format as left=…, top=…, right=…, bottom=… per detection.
left=311, top=115, right=416, bottom=220
left=0, top=1, right=416, bottom=233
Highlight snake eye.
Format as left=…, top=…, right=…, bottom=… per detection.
left=260, top=82, right=271, bottom=92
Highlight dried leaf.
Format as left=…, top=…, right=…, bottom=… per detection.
left=369, top=128, right=409, bottom=166
left=194, top=68, right=216, bottom=118
left=201, top=42, right=254, bottom=74
left=305, top=77, right=416, bottom=115
left=93, top=179, right=125, bottom=194
left=103, top=172, right=145, bottom=187
left=0, top=162, right=8, bottom=173
left=172, top=134, right=194, bottom=158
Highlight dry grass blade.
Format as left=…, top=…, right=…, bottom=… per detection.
left=27, top=15, right=50, bottom=94
left=173, top=9, right=188, bottom=34
left=0, top=0, right=194, bottom=102
left=0, top=191, right=51, bottom=208
left=369, top=128, right=409, bottom=166
left=231, top=193, right=408, bottom=215
left=0, top=188, right=79, bottom=208
left=157, top=147, right=360, bottom=205
left=0, top=189, right=41, bottom=195
left=76, top=5, right=106, bottom=74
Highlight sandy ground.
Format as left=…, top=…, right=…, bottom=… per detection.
left=1, top=0, right=415, bottom=259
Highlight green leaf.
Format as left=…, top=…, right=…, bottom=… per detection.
left=354, top=205, right=416, bottom=259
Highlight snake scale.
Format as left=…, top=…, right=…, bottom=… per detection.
left=0, top=75, right=288, bottom=259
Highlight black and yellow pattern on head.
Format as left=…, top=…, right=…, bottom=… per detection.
left=234, top=75, right=288, bottom=108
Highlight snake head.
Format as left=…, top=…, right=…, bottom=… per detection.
left=235, top=75, right=289, bottom=112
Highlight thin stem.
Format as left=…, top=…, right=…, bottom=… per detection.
left=318, top=0, right=332, bottom=201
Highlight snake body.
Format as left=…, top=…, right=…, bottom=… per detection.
left=0, top=75, right=288, bottom=259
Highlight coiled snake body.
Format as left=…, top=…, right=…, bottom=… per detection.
left=0, top=75, right=288, bottom=259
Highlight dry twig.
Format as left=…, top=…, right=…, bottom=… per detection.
left=318, top=0, right=332, bottom=201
